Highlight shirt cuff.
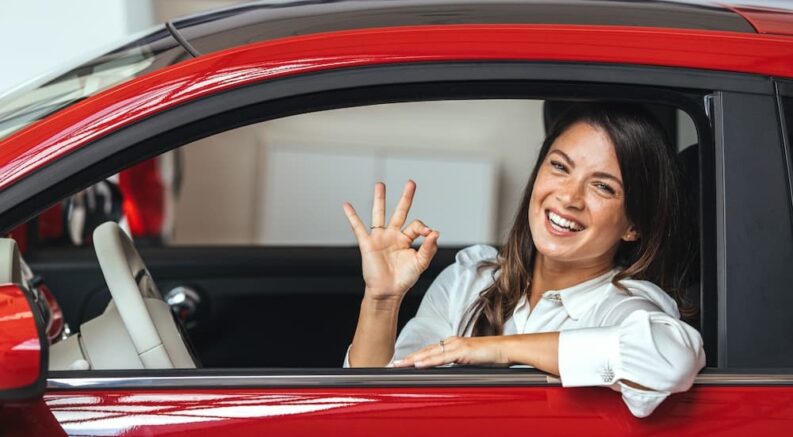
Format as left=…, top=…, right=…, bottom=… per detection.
left=558, top=326, right=621, bottom=387
left=343, top=345, right=352, bottom=368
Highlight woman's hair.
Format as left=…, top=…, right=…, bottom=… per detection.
left=461, top=102, right=697, bottom=337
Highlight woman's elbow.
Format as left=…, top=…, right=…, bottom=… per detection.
left=619, top=310, right=706, bottom=393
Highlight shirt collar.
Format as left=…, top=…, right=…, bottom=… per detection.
left=545, top=268, right=619, bottom=320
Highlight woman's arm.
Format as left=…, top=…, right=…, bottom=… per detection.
left=392, top=332, right=559, bottom=372
left=502, top=332, right=560, bottom=375
left=348, top=293, right=402, bottom=367
left=395, top=309, right=704, bottom=417
left=395, top=331, right=652, bottom=389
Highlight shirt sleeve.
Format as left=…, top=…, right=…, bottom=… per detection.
left=557, top=299, right=705, bottom=418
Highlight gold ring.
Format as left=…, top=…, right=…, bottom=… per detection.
left=370, top=225, right=385, bottom=229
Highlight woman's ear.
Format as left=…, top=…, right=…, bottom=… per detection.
left=622, top=226, right=640, bottom=242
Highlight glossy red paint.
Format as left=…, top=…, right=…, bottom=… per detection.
left=0, top=25, right=792, bottom=193
left=43, top=385, right=793, bottom=436
left=1, top=399, right=66, bottom=437
left=730, top=6, right=793, bottom=36
left=0, top=284, right=40, bottom=390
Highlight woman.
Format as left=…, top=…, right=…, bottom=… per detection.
left=341, top=103, right=705, bottom=418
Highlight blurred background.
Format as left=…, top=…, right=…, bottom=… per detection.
left=0, top=0, right=251, bottom=97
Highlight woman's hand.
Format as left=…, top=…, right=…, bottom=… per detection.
left=392, top=336, right=511, bottom=368
left=343, top=180, right=440, bottom=301
left=393, top=333, right=561, bottom=375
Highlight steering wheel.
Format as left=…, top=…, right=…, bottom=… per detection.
left=93, top=221, right=197, bottom=369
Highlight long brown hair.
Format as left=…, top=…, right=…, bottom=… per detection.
left=462, top=102, right=697, bottom=336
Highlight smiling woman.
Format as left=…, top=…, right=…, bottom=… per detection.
left=344, top=103, right=705, bottom=418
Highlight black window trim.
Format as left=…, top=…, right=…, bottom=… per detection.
left=46, top=368, right=793, bottom=391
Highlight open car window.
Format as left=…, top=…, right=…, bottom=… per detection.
left=13, top=96, right=704, bottom=371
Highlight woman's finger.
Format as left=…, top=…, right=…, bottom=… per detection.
left=413, top=337, right=463, bottom=367
left=393, top=345, right=436, bottom=367
left=394, top=338, right=457, bottom=368
left=342, top=202, right=369, bottom=243
left=410, top=343, right=455, bottom=368
left=371, top=182, right=386, bottom=228
left=415, top=230, right=440, bottom=270
left=388, top=180, right=416, bottom=229
left=414, top=352, right=454, bottom=368
left=401, top=219, right=430, bottom=241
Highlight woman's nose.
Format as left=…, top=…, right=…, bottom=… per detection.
left=555, top=180, right=585, bottom=209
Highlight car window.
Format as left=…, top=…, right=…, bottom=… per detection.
left=20, top=98, right=702, bottom=370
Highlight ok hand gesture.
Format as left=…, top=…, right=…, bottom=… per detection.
left=343, top=180, right=440, bottom=301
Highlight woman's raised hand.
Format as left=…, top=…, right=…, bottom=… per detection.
left=343, top=180, right=440, bottom=301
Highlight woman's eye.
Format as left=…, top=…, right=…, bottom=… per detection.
left=550, top=160, right=567, bottom=171
left=594, top=182, right=616, bottom=195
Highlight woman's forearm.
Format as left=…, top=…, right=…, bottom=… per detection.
left=502, top=332, right=649, bottom=389
left=502, top=332, right=560, bottom=376
left=348, top=290, right=403, bottom=367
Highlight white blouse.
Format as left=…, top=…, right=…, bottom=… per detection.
left=345, top=244, right=706, bottom=418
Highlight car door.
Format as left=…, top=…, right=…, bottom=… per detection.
left=2, top=25, right=793, bottom=436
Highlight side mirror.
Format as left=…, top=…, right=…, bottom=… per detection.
left=0, top=239, right=46, bottom=401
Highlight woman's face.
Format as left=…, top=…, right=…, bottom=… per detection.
left=528, top=121, right=637, bottom=269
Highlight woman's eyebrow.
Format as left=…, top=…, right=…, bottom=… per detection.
left=549, top=149, right=623, bottom=187
left=549, top=149, right=574, bottom=167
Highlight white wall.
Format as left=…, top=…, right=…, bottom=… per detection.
left=0, top=0, right=155, bottom=96
left=257, top=101, right=544, bottom=243
left=171, top=100, right=546, bottom=246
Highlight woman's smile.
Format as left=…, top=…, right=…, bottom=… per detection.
left=545, top=209, right=585, bottom=235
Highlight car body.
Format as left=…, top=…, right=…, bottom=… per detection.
left=1, top=0, right=793, bottom=435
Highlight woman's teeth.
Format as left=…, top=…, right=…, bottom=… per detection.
left=548, top=211, right=584, bottom=232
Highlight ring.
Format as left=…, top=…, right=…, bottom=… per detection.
left=370, top=225, right=385, bottom=229
left=439, top=339, right=445, bottom=354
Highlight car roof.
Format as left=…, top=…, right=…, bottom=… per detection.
left=172, top=0, right=766, bottom=56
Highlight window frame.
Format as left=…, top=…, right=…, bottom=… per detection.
left=0, top=61, right=775, bottom=387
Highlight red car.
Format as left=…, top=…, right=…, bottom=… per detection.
left=1, top=0, right=793, bottom=435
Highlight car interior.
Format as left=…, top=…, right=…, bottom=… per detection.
left=3, top=97, right=705, bottom=371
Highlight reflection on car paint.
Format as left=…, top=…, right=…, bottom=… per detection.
left=45, top=392, right=378, bottom=436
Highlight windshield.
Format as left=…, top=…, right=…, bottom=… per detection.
left=0, top=26, right=189, bottom=140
